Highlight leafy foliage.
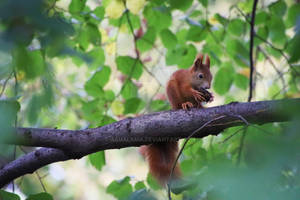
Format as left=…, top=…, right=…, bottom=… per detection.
left=0, top=0, right=299, bottom=199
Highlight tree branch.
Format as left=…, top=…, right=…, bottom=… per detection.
left=248, top=0, right=259, bottom=102
left=1, top=98, right=299, bottom=188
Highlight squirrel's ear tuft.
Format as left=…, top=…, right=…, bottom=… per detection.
left=194, top=54, right=203, bottom=70
left=205, top=55, right=210, bottom=68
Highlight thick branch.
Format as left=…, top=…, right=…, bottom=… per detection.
left=0, top=98, right=299, bottom=188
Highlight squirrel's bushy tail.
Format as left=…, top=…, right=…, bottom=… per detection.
left=140, top=142, right=181, bottom=186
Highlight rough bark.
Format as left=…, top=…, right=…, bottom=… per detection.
left=0, top=98, right=299, bottom=188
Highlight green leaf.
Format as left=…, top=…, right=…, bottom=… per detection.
left=88, top=151, right=106, bottom=171
left=214, top=13, right=228, bottom=26
left=286, top=4, right=300, bottom=28
left=134, top=181, right=146, bottom=190
left=13, top=47, right=45, bottom=79
left=143, top=5, right=172, bottom=31
left=116, top=56, right=143, bottom=80
left=69, top=0, right=87, bottom=14
left=121, top=80, right=138, bottom=100
left=88, top=47, right=105, bottom=68
left=255, top=26, right=268, bottom=45
left=213, top=64, right=234, bottom=95
left=170, top=0, right=193, bottom=11
left=228, top=19, right=245, bottom=36
left=166, top=44, right=197, bottom=68
left=198, top=0, right=208, bottom=7
left=150, top=100, right=169, bottom=111
left=84, top=66, right=111, bottom=97
left=0, top=189, right=20, bottom=200
left=186, top=26, right=206, bottom=42
left=98, top=115, right=116, bottom=126
left=268, top=16, right=286, bottom=46
left=160, top=29, right=178, bottom=49
left=86, top=23, right=102, bottom=46
left=255, top=11, right=269, bottom=25
left=124, top=97, right=145, bottom=114
left=77, top=23, right=101, bottom=50
left=107, top=176, right=133, bottom=200
left=104, top=90, right=115, bottom=102
left=176, top=29, right=188, bottom=45
left=111, top=100, right=124, bottom=116
left=26, top=192, right=53, bottom=200
left=136, top=27, right=156, bottom=52
left=125, top=13, right=141, bottom=30
left=234, top=74, right=248, bottom=90
left=287, top=33, right=300, bottom=63
left=268, top=0, right=287, bottom=17
left=225, top=38, right=249, bottom=67
left=94, top=6, right=105, bottom=19
left=26, top=94, right=43, bottom=124
left=146, top=173, right=161, bottom=190
left=82, top=99, right=105, bottom=122
left=129, top=189, right=156, bottom=200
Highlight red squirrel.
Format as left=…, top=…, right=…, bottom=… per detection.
left=140, top=54, right=213, bottom=186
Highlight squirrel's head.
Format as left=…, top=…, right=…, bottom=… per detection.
left=190, top=54, right=212, bottom=90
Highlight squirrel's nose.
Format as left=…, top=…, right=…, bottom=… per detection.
left=204, top=84, right=210, bottom=89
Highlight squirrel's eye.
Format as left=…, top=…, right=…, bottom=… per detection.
left=198, top=74, right=204, bottom=79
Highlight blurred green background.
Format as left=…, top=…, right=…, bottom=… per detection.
left=0, top=0, right=300, bottom=199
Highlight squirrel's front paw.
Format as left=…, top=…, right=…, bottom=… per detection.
left=181, top=102, right=193, bottom=110
left=191, top=89, right=206, bottom=103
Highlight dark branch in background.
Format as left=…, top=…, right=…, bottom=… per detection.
left=235, top=5, right=300, bottom=77
left=248, top=0, right=259, bottom=102
left=0, top=98, right=299, bottom=188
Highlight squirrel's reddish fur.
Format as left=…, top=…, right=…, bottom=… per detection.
left=140, top=54, right=213, bottom=186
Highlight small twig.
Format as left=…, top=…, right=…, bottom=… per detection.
left=220, top=127, right=246, bottom=144
left=248, top=0, right=259, bottom=102
left=36, top=171, right=47, bottom=192
left=19, top=147, right=47, bottom=192
left=257, top=46, right=287, bottom=93
left=167, top=115, right=226, bottom=199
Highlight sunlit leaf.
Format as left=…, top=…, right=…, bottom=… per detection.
left=160, top=29, right=178, bottom=49
left=268, top=0, right=287, bottom=17
left=124, top=97, right=145, bottom=114
left=143, top=4, right=172, bottom=31
left=234, top=73, right=248, bottom=90
left=26, top=192, right=53, bottom=200
left=136, top=27, right=156, bottom=52
left=0, top=189, right=20, bottom=200
left=84, top=66, right=111, bottom=97
left=107, top=176, right=133, bottom=199
left=121, top=80, right=138, bottom=100
left=88, top=151, right=106, bottom=171
left=69, top=0, right=87, bottom=14
left=286, top=4, right=300, bottom=28
left=213, top=63, right=234, bottom=95
left=116, top=56, right=143, bottom=80
left=13, top=47, right=45, bottom=79
left=170, top=0, right=193, bottom=11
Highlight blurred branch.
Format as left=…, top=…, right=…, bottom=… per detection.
left=235, top=4, right=300, bottom=77
left=0, top=71, right=13, bottom=97
left=257, top=46, right=287, bottom=93
left=0, top=98, right=299, bottom=188
left=248, top=0, right=259, bottom=102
